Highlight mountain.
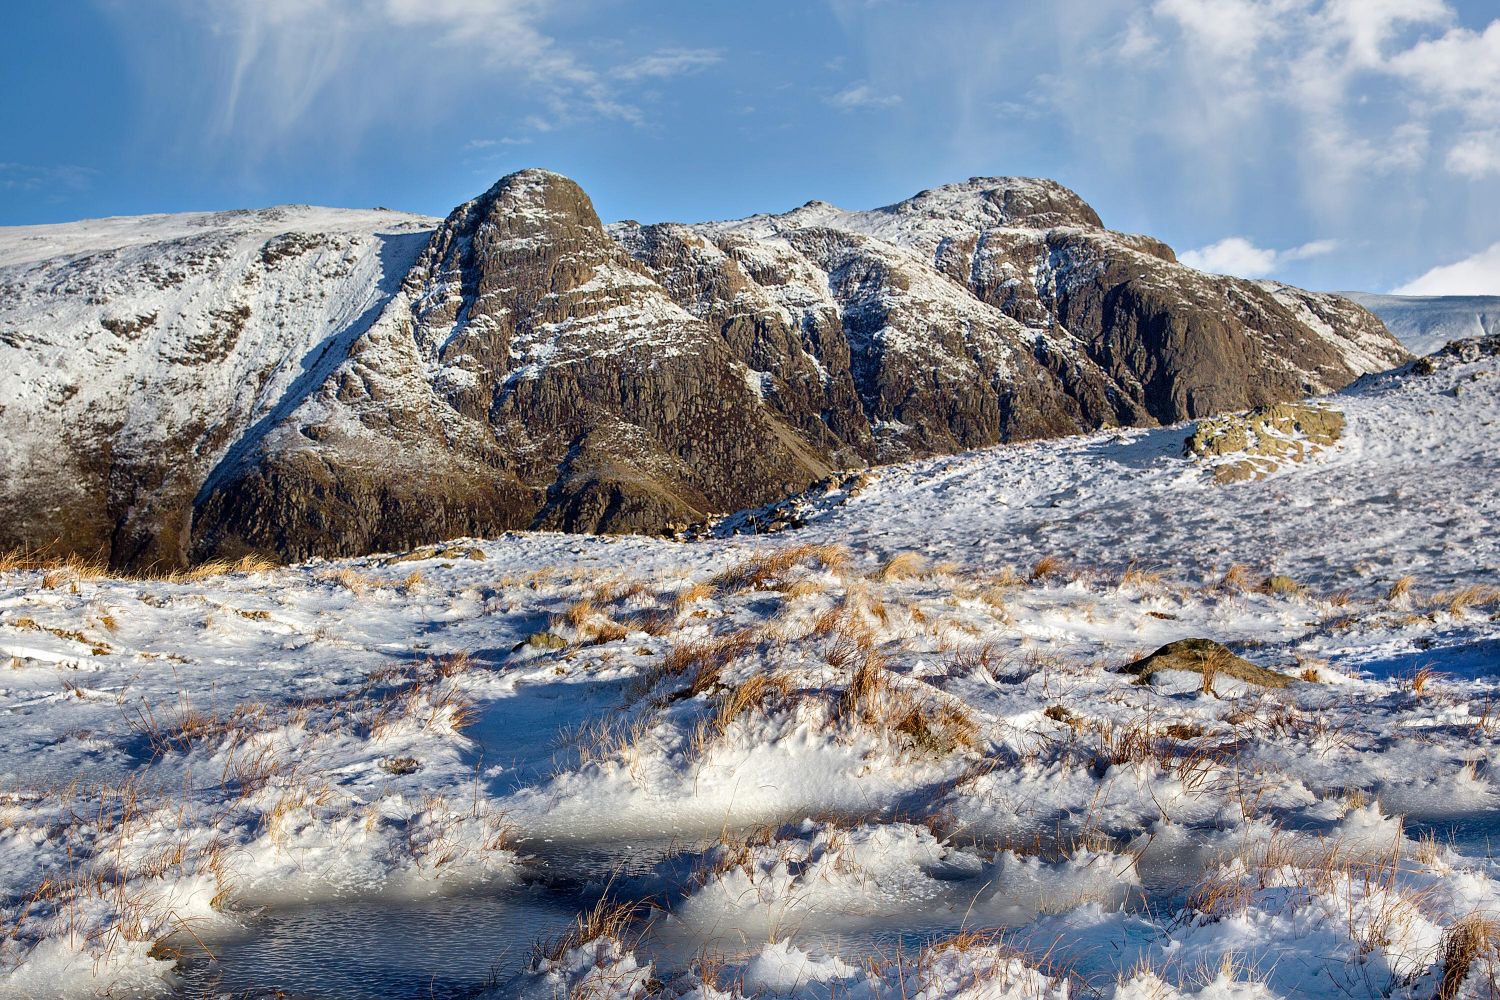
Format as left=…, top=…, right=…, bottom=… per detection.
left=1342, top=292, right=1500, bottom=356
left=0, top=170, right=1409, bottom=569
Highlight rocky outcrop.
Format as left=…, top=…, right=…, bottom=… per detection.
left=190, top=172, right=830, bottom=562
left=0, top=170, right=1410, bottom=569
left=1185, top=402, right=1345, bottom=483
left=1120, top=638, right=1295, bottom=689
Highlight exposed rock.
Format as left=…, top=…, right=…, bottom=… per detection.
left=1120, top=638, right=1294, bottom=688
left=1263, top=574, right=1303, bottom=596
left=515, top=631, right=568, bottom=653
left=1185, top=402, right=1345, bottom=483
left=383, top=544, right=486, bottom=565
left=0, top=170, right=1410, bottom=569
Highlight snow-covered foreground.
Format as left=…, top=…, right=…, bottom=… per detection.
left=1, top=342, right=1498, bottom=999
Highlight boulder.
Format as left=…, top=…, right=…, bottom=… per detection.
left=1119, top=638, right=1294, bottom=688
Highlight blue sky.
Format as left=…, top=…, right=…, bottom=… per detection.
left=2, top=0, right=1498, bottom=294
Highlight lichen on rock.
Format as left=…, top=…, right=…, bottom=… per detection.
left=1185, top=402, right=1346, bottom=483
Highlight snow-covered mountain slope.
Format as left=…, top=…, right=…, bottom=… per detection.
left=789, top=335, right=1499, bottom=595
left=0, top=171, right=1409, bottom=569
left=1344, top=292, right=1500, bottom=355
left=0, top=337, right=1494, bottom=999
left=0, top=206, right=437, bottom=567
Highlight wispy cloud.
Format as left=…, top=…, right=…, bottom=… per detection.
left=465, top=137, right=534, bottom=150
left=114, top=0, right=652, bottom=162
left=612, top=48, right=721, bottom=82
left=0, top=163, right=99, bottom=197
left=827, top=82, right=901, bottom=111
left=1180, top=236, right=1339, bottom=278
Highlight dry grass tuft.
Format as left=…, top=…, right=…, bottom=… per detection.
left=1405, top=664, right=1439, bottom=697
left=1438, top=913, right=1500, bottom=1000
left=1119, top=565, right=1166, bottom=589
left=878, top=551, right=930, bottom=582
left=1029, top=555, right=1067, bottom=583
left=180, top=553, right=279, bottom=581
left=318, top=567, right=378, bottom=595
left=712, top=673, right=794, bottom=736
left=894, top=702, right=980, bottom=756
left=641, top=630, right=760, bottom=699
left=834, top=632, right=889, bottom=724
left=1386, top=575, right=1417, bottom=602
left=1435, top=585, right=1500, bottom=617
left=1219, top=564, right=1254, bottom=592
left=555, top=598, right=632, bottom=644
left=673, top=582, right=714, bottom=610
left=0, top=549, right=280, bottom=584
left=535, top=897, right=650, bottom=964
left=712, top=544, right=850, bottom=594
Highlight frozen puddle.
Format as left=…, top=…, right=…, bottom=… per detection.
left=175, top=886, right=579, bottom=999
left=161, top=678, right=1164, bottom=999
left=167, top=839, right=1159, bottom=999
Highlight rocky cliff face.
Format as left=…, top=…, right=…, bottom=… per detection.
left=0, top=170, right=1409, bottom=568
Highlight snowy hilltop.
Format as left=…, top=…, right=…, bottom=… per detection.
left=0, top=333, right=1496, bottom=998
left=0, top=170, right=1407, bottom=571
left=1345, top=292, right=1500, bottom=356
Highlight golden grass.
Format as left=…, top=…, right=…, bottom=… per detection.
left=878, top=551, right=930, bottom=582
left=1435, top=585, right=1500, bottom=616
left=0, top=548, right=280, bottom=583
left=1119, top=565, right=1166, bottom=589
left=1438, top=913, right=1500, bottom=1000
left=1219, top=563, right=1253, bottom=592
left=894, top=701, right=980, bottom=756
left=535, top=897, right=649, bottom=964
left=711, top=544, right=851, bottom=593
left=1029, top=555, right=1067, bottom=583
left=673, top=581, right=714, bottom=609
left=712, top=673, right=793, bottom=737
left=1386, top=575, right=1417, bottom=602
left=639, top=629, right=759, bottom=699
left=1406, top=664, right=1439, bottom=697
left=555, top=597, right=632, bottom=644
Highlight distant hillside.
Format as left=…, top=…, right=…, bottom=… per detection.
left=1343, top=292, right=1500, bottom=356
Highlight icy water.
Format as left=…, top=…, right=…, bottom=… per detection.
left=176, top=884, right=580, bottom=999
left=157, top=681, right=1488, bottom=999
left=168, top=824, right=1171, bottom=999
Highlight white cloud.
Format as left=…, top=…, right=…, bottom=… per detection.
left=1180, top=236, right=1339, bottom=277
left=1318, top=0, right=1453, bottom=68
left=1389, top=20, right=1500, bottom=119
left=827, top=83, right=902, bottom=110
left=612, top=48, right=721, bottom=82
left=1394, top=242, right=1500, bottom=295
left=1282, top=238, right=1341, bottom=261
left=1151, top=0, right=1288, bottom=61
left=465, top=137, right=533, bottom=149
left=1446, top=131, right=1500, bottom=177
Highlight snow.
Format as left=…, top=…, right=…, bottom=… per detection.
left=0, top=339, right=1497, bottom=997
left=1345, top=292, right=1500, bottom=356
left=0, top=204, right=439, bottom=516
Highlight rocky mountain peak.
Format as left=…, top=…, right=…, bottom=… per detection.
left=467, top=167, right=604, bottom=232
left=880, top=176, right=1104, bottom=231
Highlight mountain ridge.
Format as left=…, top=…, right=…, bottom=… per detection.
left=0, top=169, right=1410, bottom=569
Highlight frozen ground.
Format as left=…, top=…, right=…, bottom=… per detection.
left=1, top=341, right=1498, bottom=999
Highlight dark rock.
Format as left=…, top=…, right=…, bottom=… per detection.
left=1119, top=638, right=1294, bottom=688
